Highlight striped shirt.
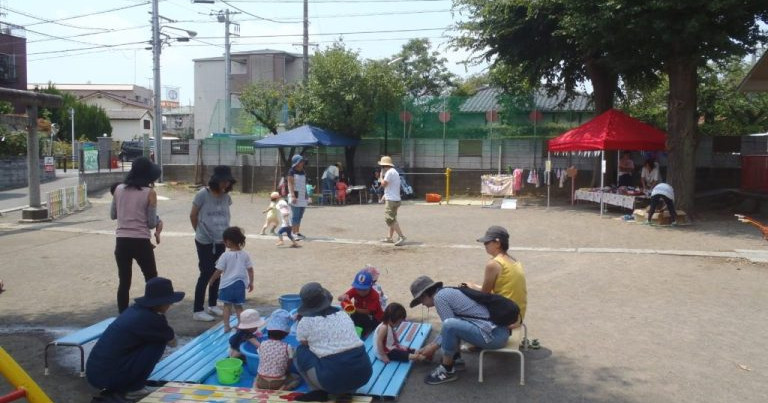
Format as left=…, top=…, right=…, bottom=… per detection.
left=433, top=288, right=496, bottom=343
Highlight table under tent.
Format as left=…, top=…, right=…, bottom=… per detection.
left=546, top=109, right=667, bottom=215
left=253, top=125, right=359, bottom=200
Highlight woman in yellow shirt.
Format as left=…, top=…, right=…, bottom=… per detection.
left=466, top=226, right=527, bottom=322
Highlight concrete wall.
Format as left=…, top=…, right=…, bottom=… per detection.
left=194, top=60, right=224, bottom=138
left=0, top=158, right=57, bottom=190
left=80, top=171, right=125, bottom=195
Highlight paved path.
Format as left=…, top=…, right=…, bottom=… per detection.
left=0, top=170, right=80, bottom=213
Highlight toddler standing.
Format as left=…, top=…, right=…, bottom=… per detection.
left=208, top=226, right=254, bottom=332
left=255, top=309, right=301, bottom=390
left=336, top=179, right=348, bottom=204
left=374, top=303, right=425, bottom=363
left=261, top=192, right=280, bottom=235
left=229, top=309, right=265, bottom=359
left=276, top=197, right=298, bottom=247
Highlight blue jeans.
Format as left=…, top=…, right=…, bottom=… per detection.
left=290, top=205, right=306, bottom=227
left=439, top=318, right=510, bottom=357
left=294, top=345, right=371, bottom=394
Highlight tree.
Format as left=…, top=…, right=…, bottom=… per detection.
left=394, top=38, right=456, bottom=99
left=451, top=73, right=491, bottom=97
left=582, top=1, right=768, bottom=213
left=36, top=85, right=112, bottom=142
left=239, top=81, right=294, bottom=135
left=295, top=42, right=404, bottom=182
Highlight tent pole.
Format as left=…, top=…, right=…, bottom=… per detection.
left=316, top=147, right=320, bottom=195
left=546, top=152, right=551, bottom=209
left=600, top=150, right=605, bottom=217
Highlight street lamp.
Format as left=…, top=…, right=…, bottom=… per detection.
left=151, top=0, right=196, bottom=182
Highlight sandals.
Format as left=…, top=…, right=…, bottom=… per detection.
left=521, top=338, right=541, bottom=350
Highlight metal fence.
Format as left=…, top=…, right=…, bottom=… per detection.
left=47, top=183, right=89, bottom=219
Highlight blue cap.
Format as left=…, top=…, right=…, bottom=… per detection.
left=291, top=154, right=305, bottom=168
left=352, top=270, right=373, bottom=290
left=267, top=309, right=292, bottom=333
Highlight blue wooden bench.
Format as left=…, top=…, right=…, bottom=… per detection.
left=148, top=316, right=238, bottom=385
left=44, top=317, right=116, bottom=377
left=356, top=321, right=432, bottom=399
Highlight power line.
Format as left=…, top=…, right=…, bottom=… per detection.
left=27, top=24, right=149, bottom=44
left=220, top=0, right=291, bottom=24
left=20, top=2, right=150, bottom=27
left=4, top=6, right=111, bottom=31
left=226, top=0, right=448, bottom=3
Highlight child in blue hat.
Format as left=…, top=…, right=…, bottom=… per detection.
left=337, top=269, right=383, bottom=337
left=255, top=309, right=300, bottom=390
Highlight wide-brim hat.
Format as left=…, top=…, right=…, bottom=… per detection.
left=291, top=154, right=307, bottom=168
left=210, top=165, right=236, bottom=184
left=377, top=156, right=394, bottom=167
left=130, top=156, right=161, bottom=183
left=237, top=309, right=267, bottom=329
left=409, top=276, right=443, bottom=308
left=266, top=309, right=292, bottom=333
left=477, top=225, right=510, bottom=244
left=135, top=277, right=185, bottom=307
left=270, top=191, right=280, bottom=199
left=297, top=282, right=333, bottom=317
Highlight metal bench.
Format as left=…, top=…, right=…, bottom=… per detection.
left=44, top=317, right=116, bottom=377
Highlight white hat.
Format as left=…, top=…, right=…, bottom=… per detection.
left=237, top=309, right=266, bottom=329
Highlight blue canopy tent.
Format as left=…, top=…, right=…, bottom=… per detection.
left=253, top=125, right=359, bottom=194
left=253, top=125, right=359, bottom=148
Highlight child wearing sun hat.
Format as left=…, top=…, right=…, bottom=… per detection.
left=228, top=309, right=265, bottom=360
left=337, top=269, right=384, bottom=338
left=255, top=309, right=301, bottom=390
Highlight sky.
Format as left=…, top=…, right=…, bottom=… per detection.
left=6, top=0, right=487, bottom=106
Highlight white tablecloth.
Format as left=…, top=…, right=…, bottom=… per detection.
left=575, top=189, right=643, bottom=210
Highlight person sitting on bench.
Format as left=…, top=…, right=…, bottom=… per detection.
left=86, top=277, right=184, bottom=401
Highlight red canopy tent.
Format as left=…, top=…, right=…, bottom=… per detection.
left=548, top=108, right=667, bottom=152
left=546, top=109, right=667, bottom=212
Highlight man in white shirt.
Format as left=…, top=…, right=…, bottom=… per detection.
left=378, top=156, right=406, bottom=246
left=321, top=162, right=342, bottom=202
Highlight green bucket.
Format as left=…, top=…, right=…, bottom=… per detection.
left=215, top=358, right=243, bottom=385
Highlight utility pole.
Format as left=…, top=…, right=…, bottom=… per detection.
left=151, top=0, right=163, bottom=181
left=69, top=107, right=75, bottom=165
left=303, top=0, right=308, bottom=83
left=216, top=9, right=239, bottom=133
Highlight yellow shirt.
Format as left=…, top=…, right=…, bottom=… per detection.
left=492, top=255, right=527, bottom=320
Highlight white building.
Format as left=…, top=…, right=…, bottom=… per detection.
left=193, top=49, right=303, bottom=139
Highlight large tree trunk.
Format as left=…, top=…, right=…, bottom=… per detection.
left=344, top=145, right=357, bottom=185
left=665, top=57, right=698, bottom=215
left=585, top=58, right=618, bottom=186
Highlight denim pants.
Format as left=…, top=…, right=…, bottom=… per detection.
left=294, top=345, right=372, bottom=394
left=439, top=318, right=510, bottom=356
left=648, top=194, right=677, bottom=222
left=194, top=240, right=224, bottom=312
left=114, top=237, right=157, bottom=313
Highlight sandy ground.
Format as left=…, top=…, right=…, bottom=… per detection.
left=1, top=185, right=768, bottom=402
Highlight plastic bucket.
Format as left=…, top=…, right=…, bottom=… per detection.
left=426, top=193, right=442, bottom=203
left=239, top=342, right=261, bottom=375
left=279, top=294, right=302, bottom=311
left=355, top=326, right=363, bottom=337
left=215, top=358, right=243, bottom=385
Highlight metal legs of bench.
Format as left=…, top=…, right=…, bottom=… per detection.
left=45, top=343, right=86, bottom=377
left=477, top=324, right=526, bottom=385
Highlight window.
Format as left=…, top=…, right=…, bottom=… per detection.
left=459, top=140, right=482, bottom=157
left=170, top=140, right=189, bottom=155
left=0, top=53, right=17, bottom=83
left=143, top=119, right=151, bottom=130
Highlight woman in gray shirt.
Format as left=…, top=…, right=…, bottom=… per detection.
left=189, top=166, right=235, bottom=322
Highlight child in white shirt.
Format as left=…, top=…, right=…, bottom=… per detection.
left=374, top=303, right=425, bottom=363
left=275, top=198, right=298, bottom=247
left=208, top=226, right=254, bottom=332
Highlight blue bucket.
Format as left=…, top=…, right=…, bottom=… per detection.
left=279, top=294, right=302, bottom=311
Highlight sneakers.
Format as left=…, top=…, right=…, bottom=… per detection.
left=394, top=236, right=407, bottom=246
left=124, top=387, right=156, bottom=400
left=206, top=306, right=223, bottom=316
left=295, top=233, right=306, bottom=240
left=193, top=311, right=215, bottom=322
left=380, top=237, right=394, bottom=243
left=453, top=358, right=466, bottom=372
left=424, top=364, right=458, bottom=385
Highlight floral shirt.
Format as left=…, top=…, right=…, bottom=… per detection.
left=257, top=339, right=293, bottom=378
